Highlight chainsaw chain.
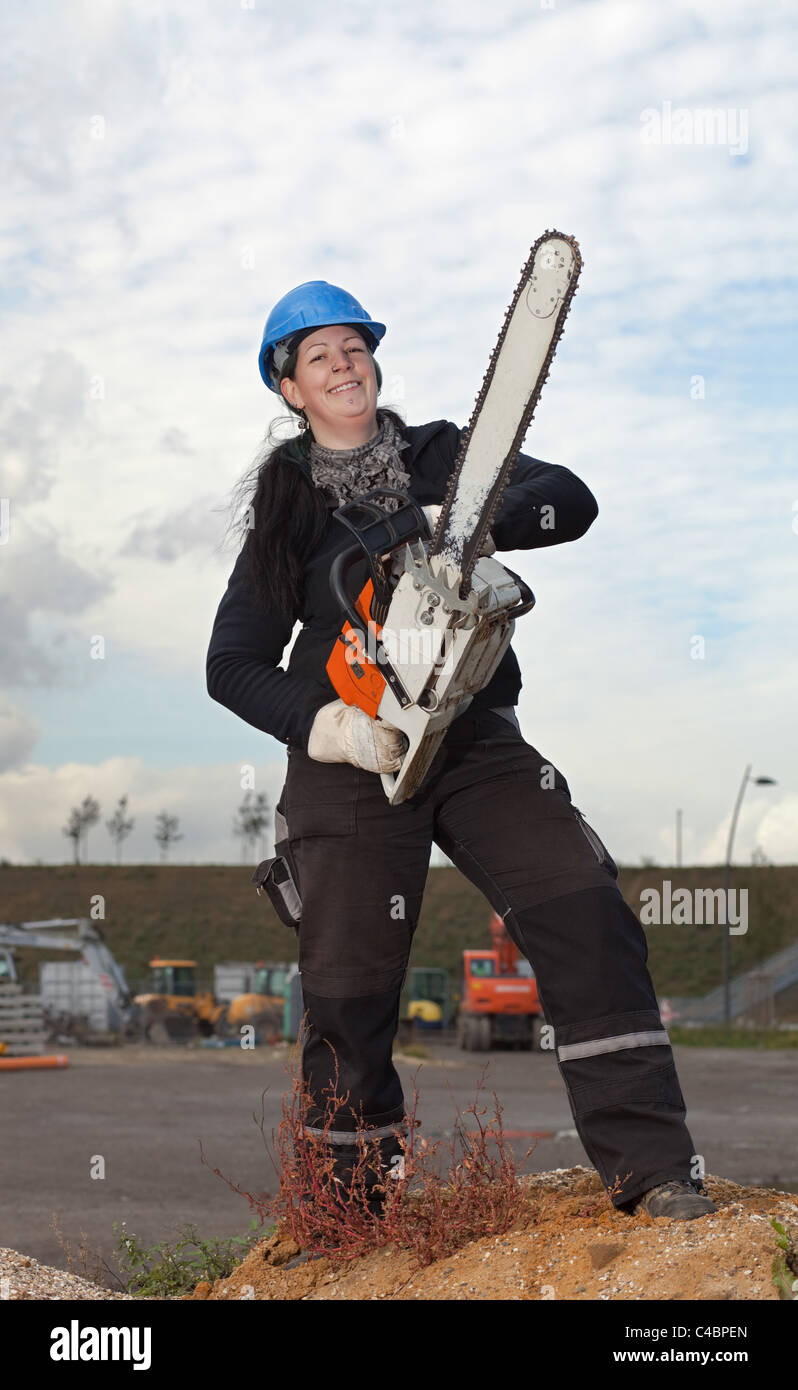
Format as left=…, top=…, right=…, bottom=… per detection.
left=430, top=230, right=583, bottom=595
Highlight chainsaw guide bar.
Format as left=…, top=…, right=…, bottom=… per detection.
left=430, top=231, right=582, bottom=595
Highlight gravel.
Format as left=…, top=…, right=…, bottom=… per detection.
left=0, top=1248, right=137, bottom=1301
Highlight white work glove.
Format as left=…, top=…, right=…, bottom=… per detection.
left=307, top=699, right=406, bottom=773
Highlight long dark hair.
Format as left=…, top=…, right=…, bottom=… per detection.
left=225, top=347, right=407, bottom=617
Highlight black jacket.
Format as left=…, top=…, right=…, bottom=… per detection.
left=206, top=419, right=598, bottom=751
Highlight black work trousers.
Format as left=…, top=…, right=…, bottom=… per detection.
left=279, top=708, right=700, bottom=1208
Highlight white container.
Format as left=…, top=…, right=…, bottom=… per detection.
left=213, top=962, right=257, bottom=1004
left=39, top=960, right=119, bottom=1032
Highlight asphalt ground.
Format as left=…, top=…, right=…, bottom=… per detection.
left=2, top=1038, right=795, bottom=1284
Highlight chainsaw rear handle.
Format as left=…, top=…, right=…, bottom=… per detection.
left=329, top=542, right=372, bottom=639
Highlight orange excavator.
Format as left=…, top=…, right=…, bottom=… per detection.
left=457, top=912, right=545, bottom=1052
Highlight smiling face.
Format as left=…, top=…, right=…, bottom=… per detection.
left=279, top=323, right=379, bottom=448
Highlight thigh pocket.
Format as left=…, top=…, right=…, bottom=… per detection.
left=251, top=792, right=356, bottom=933
left=252, top=854, right=302, bottom=931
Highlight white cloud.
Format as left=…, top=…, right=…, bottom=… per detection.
left=0, top=363, right=112, bottom=690
left=0, top=699, right=41, bottom=775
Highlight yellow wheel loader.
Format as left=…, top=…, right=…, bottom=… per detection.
left=133, top=959, right=225, bottom=1043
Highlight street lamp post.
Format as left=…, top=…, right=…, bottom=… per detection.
left=722, top=767, right=777, bottom=1025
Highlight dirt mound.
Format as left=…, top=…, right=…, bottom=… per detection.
left=184, top=1167, right=798, bottom=1302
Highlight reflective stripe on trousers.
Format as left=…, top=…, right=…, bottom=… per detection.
left=557, top=1030, right=671, bottom=1062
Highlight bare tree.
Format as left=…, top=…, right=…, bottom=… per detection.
left=107, top=795, right=135, bottom=864
left=62, top=808, right=83, bottom=865
left=232, top=792, right=271, bottom=864
left=154, top=812, right=184, bottom=864
left=79, top=796, right=101, bottom=862
left=63, top=796, right=101, bottom=864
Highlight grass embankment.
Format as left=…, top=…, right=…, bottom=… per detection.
left=2, top=863, right=797, bottom=1012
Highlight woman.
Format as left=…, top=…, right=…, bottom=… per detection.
left=206, top=279, right=716, bottom=1223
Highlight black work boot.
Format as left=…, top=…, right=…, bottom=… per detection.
left=631, top=1179, right=717, bottom=1221
left=322, top=1135, right=404, bottom=1221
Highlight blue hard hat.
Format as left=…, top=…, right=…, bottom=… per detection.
left=258, top=280, right=386, bottom=393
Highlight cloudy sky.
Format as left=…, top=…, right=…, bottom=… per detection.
left=1, top=0, right=795, bottom=868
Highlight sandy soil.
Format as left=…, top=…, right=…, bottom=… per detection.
left=184, top=1167, right=798, bottom=1302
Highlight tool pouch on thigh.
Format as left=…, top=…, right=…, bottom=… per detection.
left=251, top=804, right=302, bottom=933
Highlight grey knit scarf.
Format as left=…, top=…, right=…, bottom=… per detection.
left=308, top=411, right=411, bottom=510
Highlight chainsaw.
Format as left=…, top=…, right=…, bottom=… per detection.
left=325, top=230, right=583, bottom=805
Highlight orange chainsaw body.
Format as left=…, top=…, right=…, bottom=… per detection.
left=325, top=578, right=387, bottom=718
